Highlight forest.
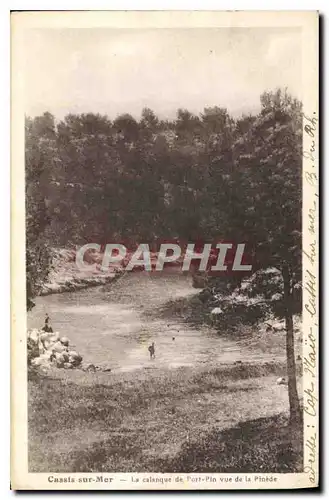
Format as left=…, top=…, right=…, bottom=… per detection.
left=26, top=87, right=303, bottom=422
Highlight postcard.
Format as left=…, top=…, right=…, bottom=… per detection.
left=11, top=10, right=319, bottom=490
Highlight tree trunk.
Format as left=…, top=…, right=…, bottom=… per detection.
left=282, top=264, right=302, bottom=424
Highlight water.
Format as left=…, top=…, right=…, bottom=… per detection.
left=28, top=271, right=278, bottom=373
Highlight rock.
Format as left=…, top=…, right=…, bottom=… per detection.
left=192, top=275, right=207, bottom=289
left=61, top=351, right=70, bottom=363
left=31, top=357, right=52, bottom=372
left=31, top=357, right=43, bottom=367
left=49, top=352, right=57, bottom=362
left=211, top=307, right=223, bottom=315
left=55, top=353, right=66, bottom=367
left=27, top=327, right=83, bottom=370
left=43, top=334, right=60, bottom=350
left=83, top=363, right=96, bottom=372
left=39, top=366, right=49, bottom=374
left=27, top=337, right=40, bottom=361
left=28, top=329, right=41, bottom=343
left=199, top=289, right=212, bottom=302
left=68, top=351, right=83, bottom=366
left=39, top=352, right=53, bottom=361
left=52, top=341, right=68, bottom=354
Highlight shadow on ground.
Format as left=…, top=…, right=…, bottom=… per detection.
left=28, top=366, right=303, bottom=473
left=154, top=413, right=303, bottom=473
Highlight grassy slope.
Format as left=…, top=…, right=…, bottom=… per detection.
left=28, top=362, right=303, bottom=473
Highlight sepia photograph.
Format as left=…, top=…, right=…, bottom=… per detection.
left=11, top=10, right=319, bottom=490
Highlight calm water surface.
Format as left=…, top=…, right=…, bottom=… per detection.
left=28, top=272, right=278, bottom=373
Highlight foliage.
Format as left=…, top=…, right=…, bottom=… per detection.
left=25, top=113, right=56, bottom=309
left=26, top=89, right=302, bottom=319
left=26, top=90, right=303, bottom=424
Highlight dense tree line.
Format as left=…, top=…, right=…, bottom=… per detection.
left=26, top=90, right=301, bottom=248
left=26, top=88, right=303, bottom=421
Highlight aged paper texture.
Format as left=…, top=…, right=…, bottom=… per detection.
left=11, top=10, right=319, bottom=490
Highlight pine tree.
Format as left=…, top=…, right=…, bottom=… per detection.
left=232, top=89, right=303, bottom=423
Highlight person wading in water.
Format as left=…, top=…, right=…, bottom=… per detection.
left=148, top=342, right=155, bottom=360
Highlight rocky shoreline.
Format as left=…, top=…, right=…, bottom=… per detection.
left=40, top=271, right=122, bottom=296
left=28, top=327, right=114, bottom=374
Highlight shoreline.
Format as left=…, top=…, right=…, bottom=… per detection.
left=39, top=247, right=125, bottom=297
left=39, top=269, right=124, bottom=296
left=32, top=358, right=298, bottom=385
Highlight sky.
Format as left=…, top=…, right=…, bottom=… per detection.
left=23, top=27, right=302, bottom=120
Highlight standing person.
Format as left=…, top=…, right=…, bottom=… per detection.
left=148, top=342, right=155, bottom=360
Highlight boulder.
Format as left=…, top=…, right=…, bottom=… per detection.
left=31, top=357, right=52, bottom=371
left=39, top=352, right=53, bottom=361
left=55, top=352, right=66, bottom=367
left=40, top=331, right=60, bottom=344
left=31, top=356, right=44, bottom=367
left=68, top=351, right=83, bottom=366
left=211, top=307, right=223, bottom=315
left=27, top=328, right=84, bottom=370
left=61, top=351, right=70, bottom=363
left=28, top=329, right=41, bottom=343
left=52, top=341, right=68, bottom=354
left=82, top=363, right=96, bottom=372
